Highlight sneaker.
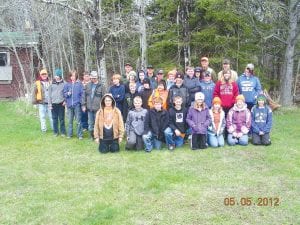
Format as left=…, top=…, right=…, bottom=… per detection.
left=61, top=134, right=66, bottom=137
left=78, top=137, right=83, bottom=140
left=168, top=145, right=175, bottom=151
left=67, top=136, right=71, bottom=139
left=53, top=133, right=58, bottom=137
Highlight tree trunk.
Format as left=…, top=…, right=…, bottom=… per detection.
left=280, top=0, right=299, bottom=106
left=180, top=0, right=192, bottom=69
left=137, top=0, right=147, bottom=69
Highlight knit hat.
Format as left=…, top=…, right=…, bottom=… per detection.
left=55, top=68, right=62, bottom=77
left=40, top=69, right=48, bottom=75
left=256, top=94, right=267, bottom=104
left=236, top=94, right=245, bottom=103
left=195, top=92, right=205, bottom=101
left=212, top=97, right=222, bottom=105
left=175, top=72, right=184, bottom=79
left=128, top=71, right=137, bottom=78
left=143, top=78, right=150, bottom=85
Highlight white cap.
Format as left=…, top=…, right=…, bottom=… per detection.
left=246, top=63, right=254, bottom=70
left=195, top=92, right=205, bottom=101
left=90, top=71, right=98, bottom=78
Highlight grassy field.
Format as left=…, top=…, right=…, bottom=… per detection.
left=0, top=100, right=299, bottom=225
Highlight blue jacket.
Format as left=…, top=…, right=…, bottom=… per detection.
left=109, top=84, right=125, bottom=113
left=199, top=80, right=215, bottom=108
left=237, top=74, right=262, bottom=104
left=63, top=80, right=83, bottom=108
left=251, top=105, right=272, bottom=133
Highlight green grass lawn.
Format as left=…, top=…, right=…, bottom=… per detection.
left=0, top=100, right=299, bottom=225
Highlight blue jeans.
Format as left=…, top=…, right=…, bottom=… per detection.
left=38, top=104, right=53, bottom=132
left=142, top=131, right=162, bottom=152
left=67, top=104, right=82, bottom=138
left=227, top=134, right=248, bottom=146
left=164, top=127, right=184, bottom=147
left=88, top=110, right=97, bottom=132
left=208, top=133, right=225, bottom=147
left=81, top=109, right=88, bottom=130
left=51, top=103, right=66, bottom=135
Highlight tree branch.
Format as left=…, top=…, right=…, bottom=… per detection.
left=263, top=33, right=288, bottom=44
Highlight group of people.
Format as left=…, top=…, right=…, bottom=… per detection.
left=32, top=56, right=273, bottom=153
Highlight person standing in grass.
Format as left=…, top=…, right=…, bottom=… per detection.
left=109, top=74, right=126, bottom=116
left=143, top=97, right=169, bottom=152
left=32, top=68, right=53, bottom=133
left=251, top=94, right=272, bottom=146
left=227, top=95, right=251, bottom=146
left=63, top=70, right=84, bottom=139
left=48, top=68, right=66, bottom=137
left=125, top=96, right=148, bottom=150
left=164, top=95, right=188, bottom=150
left=81, top=71, right=90, bottom=131
left=81, top=71, right=103, bottom=140
left=207, top=97, right=226, bottom=147
left=186, top=92, right=211, bottom=150
left=94, top=94, right=124, bottom=153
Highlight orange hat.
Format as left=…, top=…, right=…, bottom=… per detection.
left=212, top=97, right=222, bottom=105
left=236, top=94, right=245, bottom=103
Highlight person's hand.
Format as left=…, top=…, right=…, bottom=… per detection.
left=259, top=131, right=264, bottom=135
left=232, top=132, right=238, bottom=137
left=82, top=106, right=86, bottom=112
left=118, top=137, right=123, bottom=143
left=237, top=133, right=243, bottom=138
left=174, top=129, right=181, bottom=136
left=95, top=138, right=99, bottom=144
left=48, top=105, right=52, bottom=110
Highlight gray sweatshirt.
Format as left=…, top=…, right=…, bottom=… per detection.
left=49, top=80, right=65, bottom=107
left=125, top=108, right=148, bottom=136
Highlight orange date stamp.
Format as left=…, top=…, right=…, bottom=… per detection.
left=223, top=197, right=280, bottom=207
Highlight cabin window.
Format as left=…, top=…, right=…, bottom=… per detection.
left=0, top=52, right=9, bottom=66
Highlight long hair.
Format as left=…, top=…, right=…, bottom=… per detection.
left=220, top=69, right=234, bottom=84
left=68, top=70, right=78, bottom=80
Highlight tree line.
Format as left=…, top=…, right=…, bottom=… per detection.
left=0, top=0, right=299, bottom=106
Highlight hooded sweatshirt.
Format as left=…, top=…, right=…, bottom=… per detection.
left=125, top=108, right=148, bottom=136
left=186, top=105, right=211, bottom=134
left=227, top=103, right=251, bottom=134
left=251, top=101, right=272, bottom=134
left=237, top=74, right=262, bottom=104
left=49, top=79, right=65, bottom=107
left=94, top=94, right=124, bottom=140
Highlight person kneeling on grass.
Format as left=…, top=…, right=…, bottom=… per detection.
left=125, top=96, right=148, bottom=150
left=94, top=94, right=124, bottom=153
left=164, top=95, right=188, bottom=150
left=142, top=97, right=169, bottom=152
left=186, top=92, right=211, bottom=150
left=251, top=94, right=272, bottom=145
left=207, top=97, right=226, bottom=147
left=226, top=95, right=251, bottom=146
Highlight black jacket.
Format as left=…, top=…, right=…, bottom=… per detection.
left=168, top=84, right=190, bottom=108
left=168, top=107, right=188, bottom=133
left=144, top=108, right=169, bottom=141
left=140, top=88, right=152, bottom=110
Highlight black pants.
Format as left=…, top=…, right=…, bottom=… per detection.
left=99, top=139, right=119, bottom=153
left=125, top=132, right=144, bottom=150
left=51, top=103, right=66, bottom=135
left=191, top=134, right=207, bottom=150
left=252, top=133, right=271, bottom=145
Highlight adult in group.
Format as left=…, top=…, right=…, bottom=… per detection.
left=81, top=71, right=90, bottom=131
left=183, top=66, right=201, bottom=106
left=109, top=74, right=126, bottom=116
left=199, top=69, right=215, bottom=108
left=237, top=63, right=262, bottom=110
left=49, top=68, right=66, bottom=137
left=82, top=71, right=103, bottom=140
left=146, top=64, right=156, bottom=89
left=63, top=70, right=84, bottom=139
left=200, top=56, right=217, bottom=82
left=213, top=69, right=239, bottom=116
left=123, top=62, right=133, bottom=82
left=217, top=59, right=238, bottom=81
left=32, top=68, right=53, bottom=133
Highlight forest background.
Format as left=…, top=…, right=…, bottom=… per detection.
left=0, top=0, right=299, bottom=106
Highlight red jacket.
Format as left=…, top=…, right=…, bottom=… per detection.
left=213, top=81, right=239, bottom=109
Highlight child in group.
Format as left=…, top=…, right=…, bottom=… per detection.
left=148, top=80, right=169, bottom=110
left=227, top=95, right=251, bottom=146
left=136, top=70, right=146, bottom=93
left=166, top=69, right=176, bottom=90
left=49, top=68, right=66, bottom=137
left=63, top=70, right=84, bottom=139
left=186, top=92, right=211, bottom=150
left=143, top=97, right=169, bottom=152
left=94, top=94, right=124, bottom=153
left=125, top=96, right=148, bottom=150
left=164, top=96, right=188, bottom=150
left=140, top=78, right=152, bottom=110
left=207, top=97, right=226, bottom=147
left=109, top=74, right=125, bottom=115
left=251, top=94, right=272, bottom=145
